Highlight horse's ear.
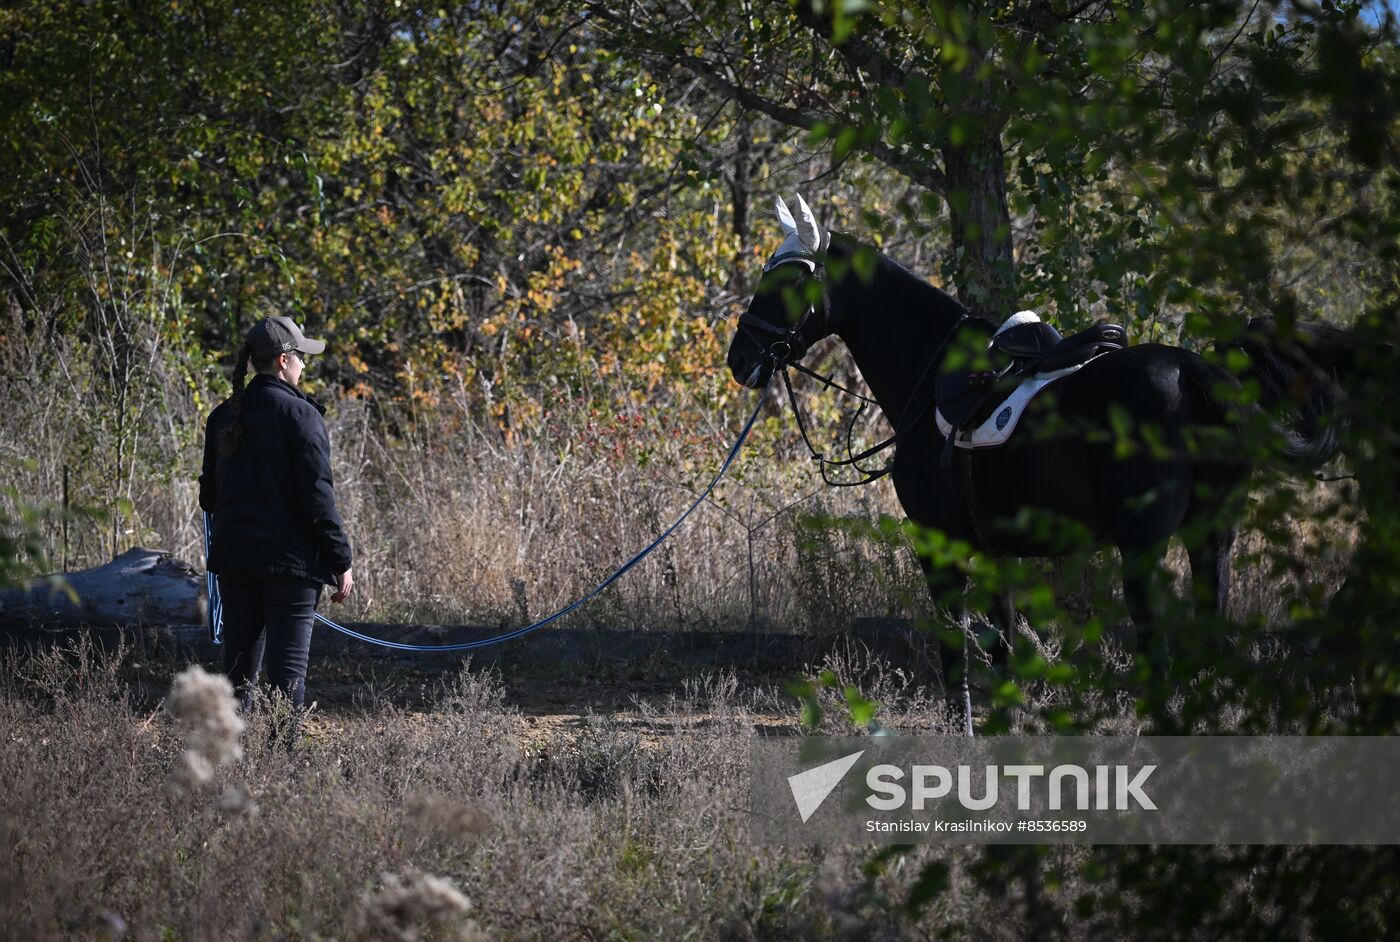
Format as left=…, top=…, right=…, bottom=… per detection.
left=775, top=195, right=798, bottom=235
left=794, top=194, right=823, bottom=252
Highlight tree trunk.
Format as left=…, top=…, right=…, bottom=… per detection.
left=941, top=18, right=1017, bottom=320
left=730, top=110, right=752, bottom=293
left=942, top=127, right=1017, bottom=319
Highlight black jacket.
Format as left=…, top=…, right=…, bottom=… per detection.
left=199, top=374, right=353, bottom=584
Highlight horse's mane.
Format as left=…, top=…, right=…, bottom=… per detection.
left=830, top=232, right=992, bottom=330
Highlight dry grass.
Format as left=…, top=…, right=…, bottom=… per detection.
left=0, top=630, right=1153, bottom=942
left=0, top=601, right=1382, bottom=942
left=0, top=635, right=939, bottom=941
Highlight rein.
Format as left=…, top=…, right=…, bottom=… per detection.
left=741, top=258, right=968, bottom=487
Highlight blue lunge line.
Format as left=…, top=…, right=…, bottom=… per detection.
left=203, top=388, right=769, bottom=652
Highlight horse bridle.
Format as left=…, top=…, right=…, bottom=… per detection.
left=736, top=255, right=829, bottom=372
left=737, top=253, right=968, bottom=486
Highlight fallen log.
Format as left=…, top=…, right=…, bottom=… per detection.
left=0, top=547, right=204, bottom=628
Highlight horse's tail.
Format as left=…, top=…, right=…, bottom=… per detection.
left=1209, top=316, right=1352, bottom=467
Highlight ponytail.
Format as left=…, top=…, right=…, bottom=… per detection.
left=218, top=344, right=252, bottom=457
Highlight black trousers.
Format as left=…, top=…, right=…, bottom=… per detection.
left=217, top=571, right=322, bottom=717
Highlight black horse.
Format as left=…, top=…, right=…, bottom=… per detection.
left=727, top=199, right=1346, bottom=688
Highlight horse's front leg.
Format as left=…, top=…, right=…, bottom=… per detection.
left=988, top=585, right=1016, bottom=668
left=912, top=555, right=967, bottom=699
left=915, top=556, right=1014, bottom=707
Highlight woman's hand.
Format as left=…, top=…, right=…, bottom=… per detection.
left=331, top=568, right=354, bottom=603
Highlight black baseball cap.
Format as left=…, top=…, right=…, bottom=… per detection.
left=245, top=316, right=326, bottom=357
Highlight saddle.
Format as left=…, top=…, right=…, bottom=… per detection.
left=935, top=312, right=1127, bottom=460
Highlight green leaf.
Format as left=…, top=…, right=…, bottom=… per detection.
left=905, top=861, right=950, bottom=917
left=843, top=685, right=878, bottom=727
left=833, top=125, right=860, bottom=162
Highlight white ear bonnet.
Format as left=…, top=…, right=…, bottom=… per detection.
left=765, top=194, right=829, bottom=272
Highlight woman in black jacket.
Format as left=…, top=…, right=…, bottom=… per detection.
left=198, top=315, right=354, bottom=736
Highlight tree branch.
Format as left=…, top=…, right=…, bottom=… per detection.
left=582, top=2, right=947, bottom=193
left=791, top=2, right=908, bottom=89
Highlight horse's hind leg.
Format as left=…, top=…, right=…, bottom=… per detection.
left=1106, top=454, right=1194, bottom=669
left=989, top=587, right=1016, bottom=667
left=1187, top=527, right=1236, bottom=617
left=1181, top=465, right=1245, bottom=664
left=1118, top=544, right=1172, bottom=666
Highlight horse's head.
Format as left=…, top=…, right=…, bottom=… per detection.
left=727, top=195, right=835, bottom=389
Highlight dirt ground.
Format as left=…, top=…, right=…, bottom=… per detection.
left=150, top=638, right=828, bottom=753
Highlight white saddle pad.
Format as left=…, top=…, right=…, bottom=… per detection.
left=935, top=355, right=1108, bottom=450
